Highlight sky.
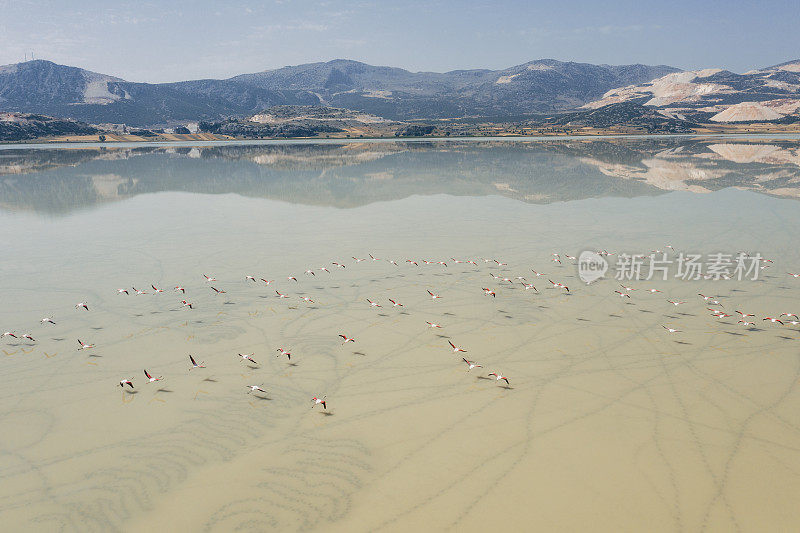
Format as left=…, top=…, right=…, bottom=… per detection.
left=1, top=0, right=798, bottom=83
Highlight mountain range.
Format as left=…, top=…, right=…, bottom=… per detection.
left=0, top=59, right=678, bottom=126
left=2, top=58, right=798, bottom=129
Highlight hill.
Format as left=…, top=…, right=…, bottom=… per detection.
left=229, top=59, right=679, bottom=119
left=0, top=60, right=319, bottom=126
left=0, top=59, right=679, bottom=126
left=584, top=60, right=800, bottom=123
left=0, top=112, right=99, bottom=141
left=544, top=102, right=696, bottom=133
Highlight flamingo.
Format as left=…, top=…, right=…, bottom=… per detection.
left=21, top=334, right=35, bottom=342
left=210, top=286, right=226, bottom=294
left=482, top=288, right=496, bottom=297
left=203, top=274, right=217, bottom=282
left=667, top=300, right=685, bottom=306
left=181, top=300, right=194, bottom=309
left=462, top=358, right=482, bottom=371
left=312, top=396, right=327, bottom=409
left=151, top=285, right=165, bottom=293
left=77, top=339, right=94, bottom=350
left=41, top=317, right=56, bottom=325
left=75, top=302, right=89, bottom=311
left=276, top=348, right=291, bottom=360
left=427, top=290, right=442, bottom=300
left=366, top=299, right=382, bottom=308
left=763, top=317, right=784, bottom=325
left=548, top=280, right=569, bottom=292
left=662, top=325, right=680, bottom=333
left=144, top=369, right=162, bottom=383
left=238, top=353, right=258, bottom=364
left=247, top=385, right=267, bottom=394
left=448, top=341, right=467, bottom=353
left=426, top=321, right=443, bottom=328
left=245, top=275, right=256, bottom=282
left=119, top=379, right=134, bottom=388
left=175, top=286, right=186, bottom=293
left=276, top=291, right=289, bottom=299
left=189, top=355, right=205, bottom=369
left=339, top=334, right=355, bottom=344
left=117, top=288, right=129, bottom=295
left=614, top=290, right=631, bottom=299
left=389, top=299, right=403, bottom=307
left=1, top=332, right=16, bottom=338
left=488, top=372, right=510, bottom=385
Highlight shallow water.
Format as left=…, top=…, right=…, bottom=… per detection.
left=1, top=137, right=800, bottom=532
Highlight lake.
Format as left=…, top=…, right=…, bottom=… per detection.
left=1, top=136, right=800, bottom=532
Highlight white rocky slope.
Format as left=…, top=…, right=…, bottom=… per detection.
left=584, top=60, right=800, bottom=122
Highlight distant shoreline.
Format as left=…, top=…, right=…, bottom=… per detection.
left=4, top=131, right=800, bottom=150
left=3, top=126, right=800, bottom=146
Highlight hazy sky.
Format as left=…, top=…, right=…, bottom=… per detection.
left=1, top=0, right=798, bottom=83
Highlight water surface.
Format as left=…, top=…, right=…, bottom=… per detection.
left=1, top=137, right=800, bottom=532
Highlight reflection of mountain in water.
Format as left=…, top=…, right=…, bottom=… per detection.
left=1, top=138, right=799, bottom=214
